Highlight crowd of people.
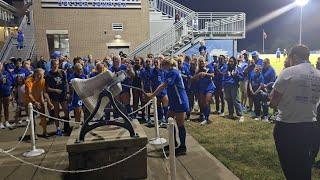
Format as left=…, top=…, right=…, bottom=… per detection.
left=2, top=42, right=320, bottom=157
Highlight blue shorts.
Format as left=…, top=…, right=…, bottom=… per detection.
left=71, top=99, right=83, bottom=108
left=169, top=102, right=189, bottom=113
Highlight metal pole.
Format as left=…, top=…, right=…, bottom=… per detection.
left=23, top=103, right=45, bottom=157
left=149, top=97, right=167, bottom=146
left=299, top=7, right=303, bottom=44
left=168, top=118, right=176, bottom=180
left=262, top=29, right=265, bottom=53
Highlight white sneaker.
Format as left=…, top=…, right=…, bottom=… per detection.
left=0, top=123, right=5, bottom=129
left=254, top=117, right=261, bottom=121
left=239, top=116, right=244, bottom=122
left=262, top=117, right=269, bottom=122
left=5, top=121, right=14, bottom=129
left=200, top=120, right=208, bottom=125
left=219, top=113, right=225, bottom=117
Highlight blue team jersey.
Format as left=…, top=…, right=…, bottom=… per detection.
left=83, top=64, right=92, bottom=75
left=197, top=66, right=216, bottom=94
left=140, top=67, right=153, bottom=93
left=109, top=64, right=131, bottom=92
left=262, top=66, right=276, bottom=84
left=71, top=74, right=86, bottom=107
left=178, top=65, right=191, bottom=91
left=89, top=72, right=99, bottom=78
left=13, top=68, right=30, bottom=80
left=255, top=59, right=264, bottom=66
left=0, top=71, right=14, bottom=97
left=213, top=63, right=227, bottom=89
left=151, top=68, right=167, bottom=96
left=224, top=66, right=244, bottom=86
left=165, top=68, right=189, bottom=112
left=250, top=72, right=264, bottom=91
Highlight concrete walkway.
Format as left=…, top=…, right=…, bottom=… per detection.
left=0, top=105, right=238, bottom=180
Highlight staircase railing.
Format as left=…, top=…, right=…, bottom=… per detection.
left=0, top=15, right=28, bottom=61
left=130, top=0, right=246, bottom=57
left=149, top=0, right=193, bottom=18
left=194, top=12, right=246, bottom=38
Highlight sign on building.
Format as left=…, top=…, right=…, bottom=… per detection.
left=41, top=0, right=142, bottom=9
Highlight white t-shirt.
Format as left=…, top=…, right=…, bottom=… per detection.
left=273, top=62, right=320, bottom=123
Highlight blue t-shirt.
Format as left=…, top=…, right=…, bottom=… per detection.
left=199, top=45, right=207, bottom=54
left=165, top=68, right=189, bottom=109
left=224, top=66, right=244, bottom=86
left=151, top=68, right=167, bottom=96
left=71, top=73, right=86, bottom=107
left=213, top=63, right=227, bottom=89
left=178, top=65, right=191, bottom=91
left=197, top=66, right=216, bottom=94
left=13, top=68, right=30, bottom=80
left=0, top=71, right=14, bottom=97
left=262, top=66, right=276, bottom=84
left=250, top=72, right=264, bottom=91
left=255, top=59, right=264, bottom=66
left=140, top=67, right=153, bottom=93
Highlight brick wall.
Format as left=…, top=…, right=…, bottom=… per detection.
left=33, top=0, right=150, bottom=59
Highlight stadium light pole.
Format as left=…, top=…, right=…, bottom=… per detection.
left=295, top=0, right=309, bottom=44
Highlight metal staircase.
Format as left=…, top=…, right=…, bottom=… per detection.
left=129, top=0, right=246, bottom=57
left=0, top=11, right=35, bottom=62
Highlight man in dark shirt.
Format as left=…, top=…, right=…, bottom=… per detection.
left=45, top=59, right=70, bottom=136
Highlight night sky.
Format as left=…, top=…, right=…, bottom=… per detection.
left=175, top=0, right=320, bottom=52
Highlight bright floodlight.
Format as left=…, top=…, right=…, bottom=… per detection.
left=295, top=0, right=309, bottom=6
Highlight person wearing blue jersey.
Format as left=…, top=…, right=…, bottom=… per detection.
left=192, top=56, right=215, bottom=125
left=183, top=55, right=191, bottom=70
left=70, top=63, right=86, bottom=128
left=188, top=57, right=198, bottom=117
left=13, top=58, right=29, bottom=80
left=199, top=41, right=208, bottom=61
left=132, top=57, right=144, bottom=119
left=22, top=60, right=33, bottom=77
left=151, top=58, right=169, bottom=125
left=245, top=59, right=256, bottom=114
left=276, top=48, right=281, bottom=62
left=261, top=58, right=276, bottom=121
left=252, top=51, right=264, bottom=66
left=224, top=57, right=245, bottom=122
left=140, top=58, right=154, bottom=126
left=89, top=63, right=105, bottom=78
left=249, top=65, right=265, bottom=121
left=239, top=54, right=249, bottom=111
left=177, top=57, right=191, bottom=120
left=0, top=62, right=14, bottom=129
left=213, top=55, right=227, bottom=116
left=109, top=56, right=133, bottom=118
left=147, top=58, right=189, bottom=156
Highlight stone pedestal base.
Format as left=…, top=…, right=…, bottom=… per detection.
left=66, top=120, right=148, bottom=180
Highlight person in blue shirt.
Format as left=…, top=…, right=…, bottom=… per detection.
left=224, top=57, right=245, bottom=122
left=192, top=56, right=216, bottom=125
left=276, top=48, right=281, bottom=62
left=213, top=55, right=228, bottom=116
left=151, top=57, right=169, bottom=125
left=13, top=58, right=29, bottom=80
left=147, top=58, right=189, bottom=156
left=70, top=63, right=86, bottom=127
left=188, top=57, right=198, bottom=117
left=109, top=56, right=132, bottom=118
left=238, top=54, right=249, bottom=111
left=177, top=57, right=191, bottom=120
left=261, top=58, right=276, bottom=121
left=22, top=60, right=33, bottom=77
left=199, top=41, right=208, bottom=61
left=244, top=59, right=256, bottom=113
left=17, top=30, right=24, bottom=51
left=249, top=65, right=265, bottom=121
left=0, top=62, right=14, bottom=129
left=89, top=63, right=105, bottom=78
left=140, top=58, right=154, bottom=125
left=252, top=51, right=264, bottom=66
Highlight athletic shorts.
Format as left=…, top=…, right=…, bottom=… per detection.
left=169, top=102, right=189, bottom=113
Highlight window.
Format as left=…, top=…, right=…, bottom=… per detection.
left=47, top=34, right=70, bottom=58
left=112, top=23, right=123, bottom=31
